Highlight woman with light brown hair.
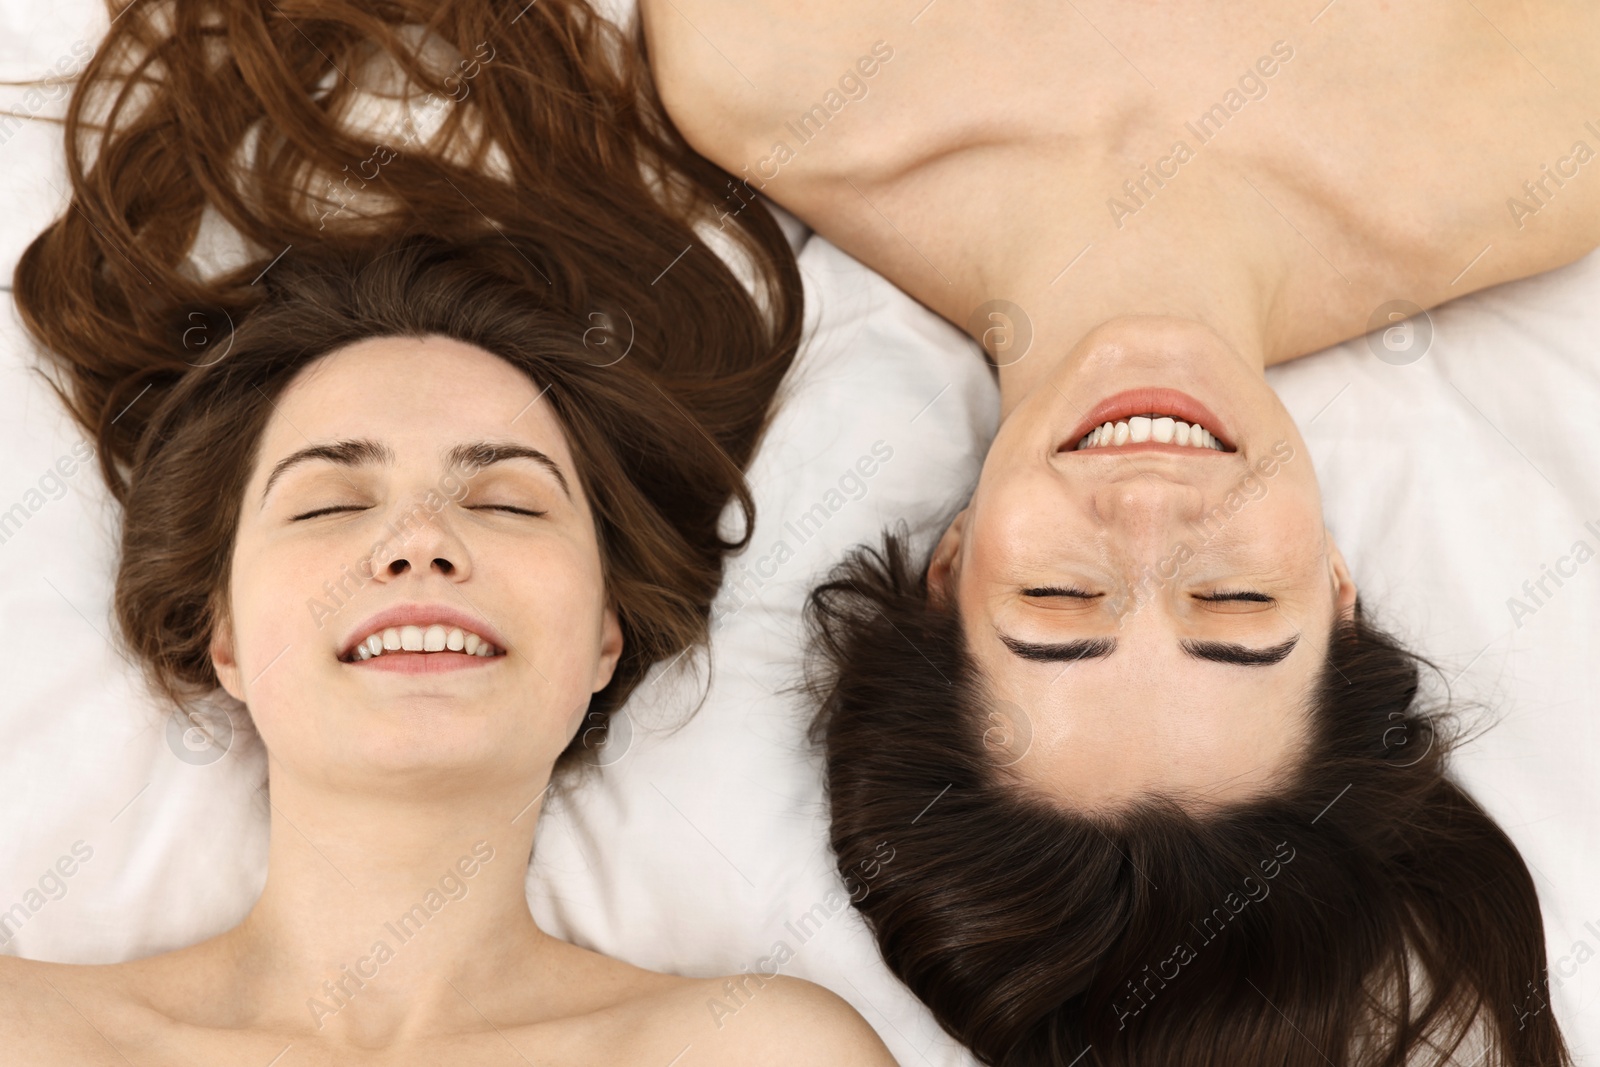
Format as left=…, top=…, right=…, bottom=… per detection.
left=639, top=2, right=1595, bottom=1064
left=0, top=0, right=895, bottom=1060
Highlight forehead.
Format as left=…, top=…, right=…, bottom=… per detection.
left=260, top=335, right=571, bottom=467
left=964, top=608, right=1330, bottom=811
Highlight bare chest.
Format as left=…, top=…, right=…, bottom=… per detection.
left=15, top=1002, right=623, bottom=1067
left=647, top=0, right=1600, bottom=357
left=7, top=965, right=684, bottom=1067
left=28, top=1026, right=591, bottom=1067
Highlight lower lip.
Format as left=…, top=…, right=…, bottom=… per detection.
left=343, top=652, right=503, bottom=673
left=1062, top=387, right=1233, bottom=452
left=1073, top=441, right=1229, bottom=457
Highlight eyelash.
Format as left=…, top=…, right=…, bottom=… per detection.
left=291, top=504, right=546, bottom=521
left=1022, top=587, right=1274, bottom=603
left=291, top=505, right=361, bottom=521
left=1021, top=587, right=1098, bottom=598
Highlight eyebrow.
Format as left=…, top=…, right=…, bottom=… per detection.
left=997, top=634, right=1299, bottom=666
left=998, top=635, right=1115, bottom=663
left=1181, top=636, right=1299, bottom=665
left=446, top=442, right=571, bottom=501
left=259, top=438, right=572, bottom=507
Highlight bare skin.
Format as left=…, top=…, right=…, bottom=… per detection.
left=0, top=337, right=895, bottom=1065
left=0, top=946, right=874, bottom=1066
left=639, top=0, right=1600, bottom=807
left=641, top=0, right=1600, bottom=385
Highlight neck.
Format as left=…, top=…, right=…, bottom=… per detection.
left=218, top=759, right=553, bottom=1045
left=993, top=216, right=1276, bottom=419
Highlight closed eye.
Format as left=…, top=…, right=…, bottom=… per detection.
left=1194, top=591, right=1274, bottom=603
left=473, top=504, right=547, bottom=517
left=292, top=504, right=368, bottom=521
left=1021, top=587, right=1101, bottom=598
left=294, top=502, right=550, bottom=518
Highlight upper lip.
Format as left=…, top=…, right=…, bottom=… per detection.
left=339, top=603, right=509, bottom=660
left=1061, top=387, right=1235, bottom=452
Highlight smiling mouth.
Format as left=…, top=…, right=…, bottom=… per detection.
left=1068, top=412, right=1234, bottom=453
left=340, top=624, right=505, bottom=663
left=342, top=649, right=505, bottom=674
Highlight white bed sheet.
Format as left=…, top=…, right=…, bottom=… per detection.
left=1, top=1, right=1596, bottom=1063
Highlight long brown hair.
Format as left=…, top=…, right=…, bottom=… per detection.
left=11, top=0, right=804, bottom=774
left=805, top=530, right=1570, bottom=1067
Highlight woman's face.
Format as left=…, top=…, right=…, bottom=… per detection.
left=929, top=316, right=1356, bottom=812
left=210, top=335, right=621, bottom=796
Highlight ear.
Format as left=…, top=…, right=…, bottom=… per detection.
left=592, top=602, right=625, bottom=693
left=209, top=603, right=245, bottom=703
left=1324, top=528, right=1358, bottom=623
left=926, top=507, right=970, bottom=609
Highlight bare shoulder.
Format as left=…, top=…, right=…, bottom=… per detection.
left=629, top=972, right=897, bottom=1067
left=0, top=953, right=139, bottom=1061
left=635, top=0, right=892, bottom=169
left=734, top=975, right=898, bottom=1067
left=0, top=953, right=64, bottom=1029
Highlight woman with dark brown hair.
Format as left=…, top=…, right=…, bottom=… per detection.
left=638, top=2, right=1595, bottom=1064
left=0, top=0, right=896, bottom=1060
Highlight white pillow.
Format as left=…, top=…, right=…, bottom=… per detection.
left=2, top=1, right=1596, bottom=1062
left=526, top=230, right=997, bottom=1065
left=525, top=236, right=1600, bottom=1063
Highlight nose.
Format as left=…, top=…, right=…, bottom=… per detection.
left=363, top=498, right=471, bottom=581
left=1091, top=474, right=1205, bottom=541
left=1085, top=476, right=1206, bottom=615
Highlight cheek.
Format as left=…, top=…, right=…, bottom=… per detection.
left=1222, top=450, right=1322, bottom=531
left=969, top=469, right=1073, bottom=571
left=525, top=536, right=605, bottom=612
left=511, top=542, right=610, bottom=662
left=1254, top=478, right=1324, bottom=543
left=1230, top=489, right=1335, bottom=594
left=226, top=541, right=339, bottom=710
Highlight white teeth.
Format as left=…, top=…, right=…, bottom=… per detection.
left=1074, top=413, right=1228, bottom=452
left=423, top=624, right=447, bottom=652
left=346, top=623, right=500, bottom=661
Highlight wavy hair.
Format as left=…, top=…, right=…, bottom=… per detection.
left=805, top=530, right=1569, bottom=1067
left=11, top=0, right=804, bottom=775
